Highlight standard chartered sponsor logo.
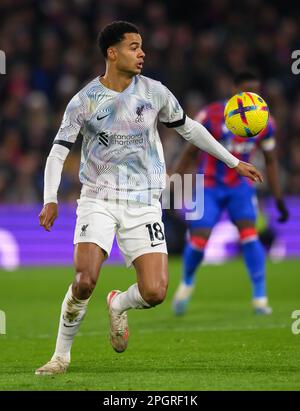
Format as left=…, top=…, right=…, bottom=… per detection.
left=97, top=130, right=145, bottom=147
left=114, top=132, right=144, bottom=146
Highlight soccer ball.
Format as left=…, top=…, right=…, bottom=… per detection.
left=224, top=92, right=269, bottom=137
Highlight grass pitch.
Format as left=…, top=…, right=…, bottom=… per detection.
left=0, top=258, right=299, bottom=391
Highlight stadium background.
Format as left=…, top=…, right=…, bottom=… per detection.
left=0, top=0, right=300, bottom=391
left=0, top=0, right=300, bottom=266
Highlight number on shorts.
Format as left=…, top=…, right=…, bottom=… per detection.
left=146, top=222, right=165, bottom=241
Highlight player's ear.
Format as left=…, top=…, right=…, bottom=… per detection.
left=107, top=47, right=117, bottom=62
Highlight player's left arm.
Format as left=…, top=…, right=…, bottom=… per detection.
left=175, top=116, right=263, bottom=182
left=262, top=147, right=289, bottom=223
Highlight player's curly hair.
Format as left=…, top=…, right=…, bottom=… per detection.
left=98, top=21, right=139, bottom=58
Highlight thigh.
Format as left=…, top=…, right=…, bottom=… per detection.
left=188, top=187, right=222, bottom=231
left=116, top=202, right=168, bottom=267
left=189, top=227, right=212, bottom=240
left=133, top=252, right=168, bottom=294
left=74, top=198, right=117, bottom=258
left=227, top=184, right=257, bottom=224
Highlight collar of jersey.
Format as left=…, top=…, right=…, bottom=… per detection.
left=96, top=76, right=137, bottom=95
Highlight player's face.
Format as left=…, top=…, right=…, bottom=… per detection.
left=235, top=80, right=261, bottom=94
left=112, top=33, right=145, bottom=76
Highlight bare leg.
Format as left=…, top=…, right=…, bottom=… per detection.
left=107, top=252, right=168, bottom=353
left=111, top=252, right=168, bottom=313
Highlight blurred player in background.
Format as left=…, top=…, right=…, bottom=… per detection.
left=35, top=22, right=262, bottom=375
left=172, top=71, right=289, bottom=316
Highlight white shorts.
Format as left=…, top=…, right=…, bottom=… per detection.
left=74, top=197, right=168, bottom=267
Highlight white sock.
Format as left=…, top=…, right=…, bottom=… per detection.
left=52, top=284, right=90, bottom=362
left=111, top=283, right=150, bottom=314
left=252, top=296, right=268, bottom=307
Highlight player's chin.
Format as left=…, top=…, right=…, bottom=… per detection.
left=126, top=67, right=141, bottom=76
left=134, top=67, right=142, bottom=74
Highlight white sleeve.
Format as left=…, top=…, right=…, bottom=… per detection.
left=43, top=144, right=69, bottom=205
left=44, top=92, right=86, bottom=204
left=175, top=116, right=240, bottom=168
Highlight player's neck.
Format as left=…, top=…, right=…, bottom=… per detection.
left=100, top=68, right=134, bottom=93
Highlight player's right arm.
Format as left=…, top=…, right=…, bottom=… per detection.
left=39, top=93, right=86, bottom=231
left=38, top=144, right=69, bottom=231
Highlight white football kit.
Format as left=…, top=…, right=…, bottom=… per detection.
left=44, top=75, right=239, bottom=265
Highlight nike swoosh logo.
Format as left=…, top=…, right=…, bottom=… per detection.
left=97, top=114, right=110, bottom=121
left=63, top=323, right=78, bottom=328
left=151, top=242, right=164, bottom=247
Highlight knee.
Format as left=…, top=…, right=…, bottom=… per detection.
left=142, top=282, right=168, bottom=307
left=73, top=270, right=97, bottom=300
left=188, top=232, right=209, bottom=251
left=238, top=227, right=258, bottom=244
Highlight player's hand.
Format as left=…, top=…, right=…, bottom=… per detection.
left=276, top=198, right=289, bottom=223
left=39, top=203, right=58, bottom=232
left=235, top=161, right=264, bottom=183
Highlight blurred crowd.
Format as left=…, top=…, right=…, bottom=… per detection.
left=1, top=0, right=300, bottom=204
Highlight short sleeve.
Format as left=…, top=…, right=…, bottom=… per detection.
left=158, top=85, right=186, bottom=128
left=53, top=93, right=86, bottom=149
